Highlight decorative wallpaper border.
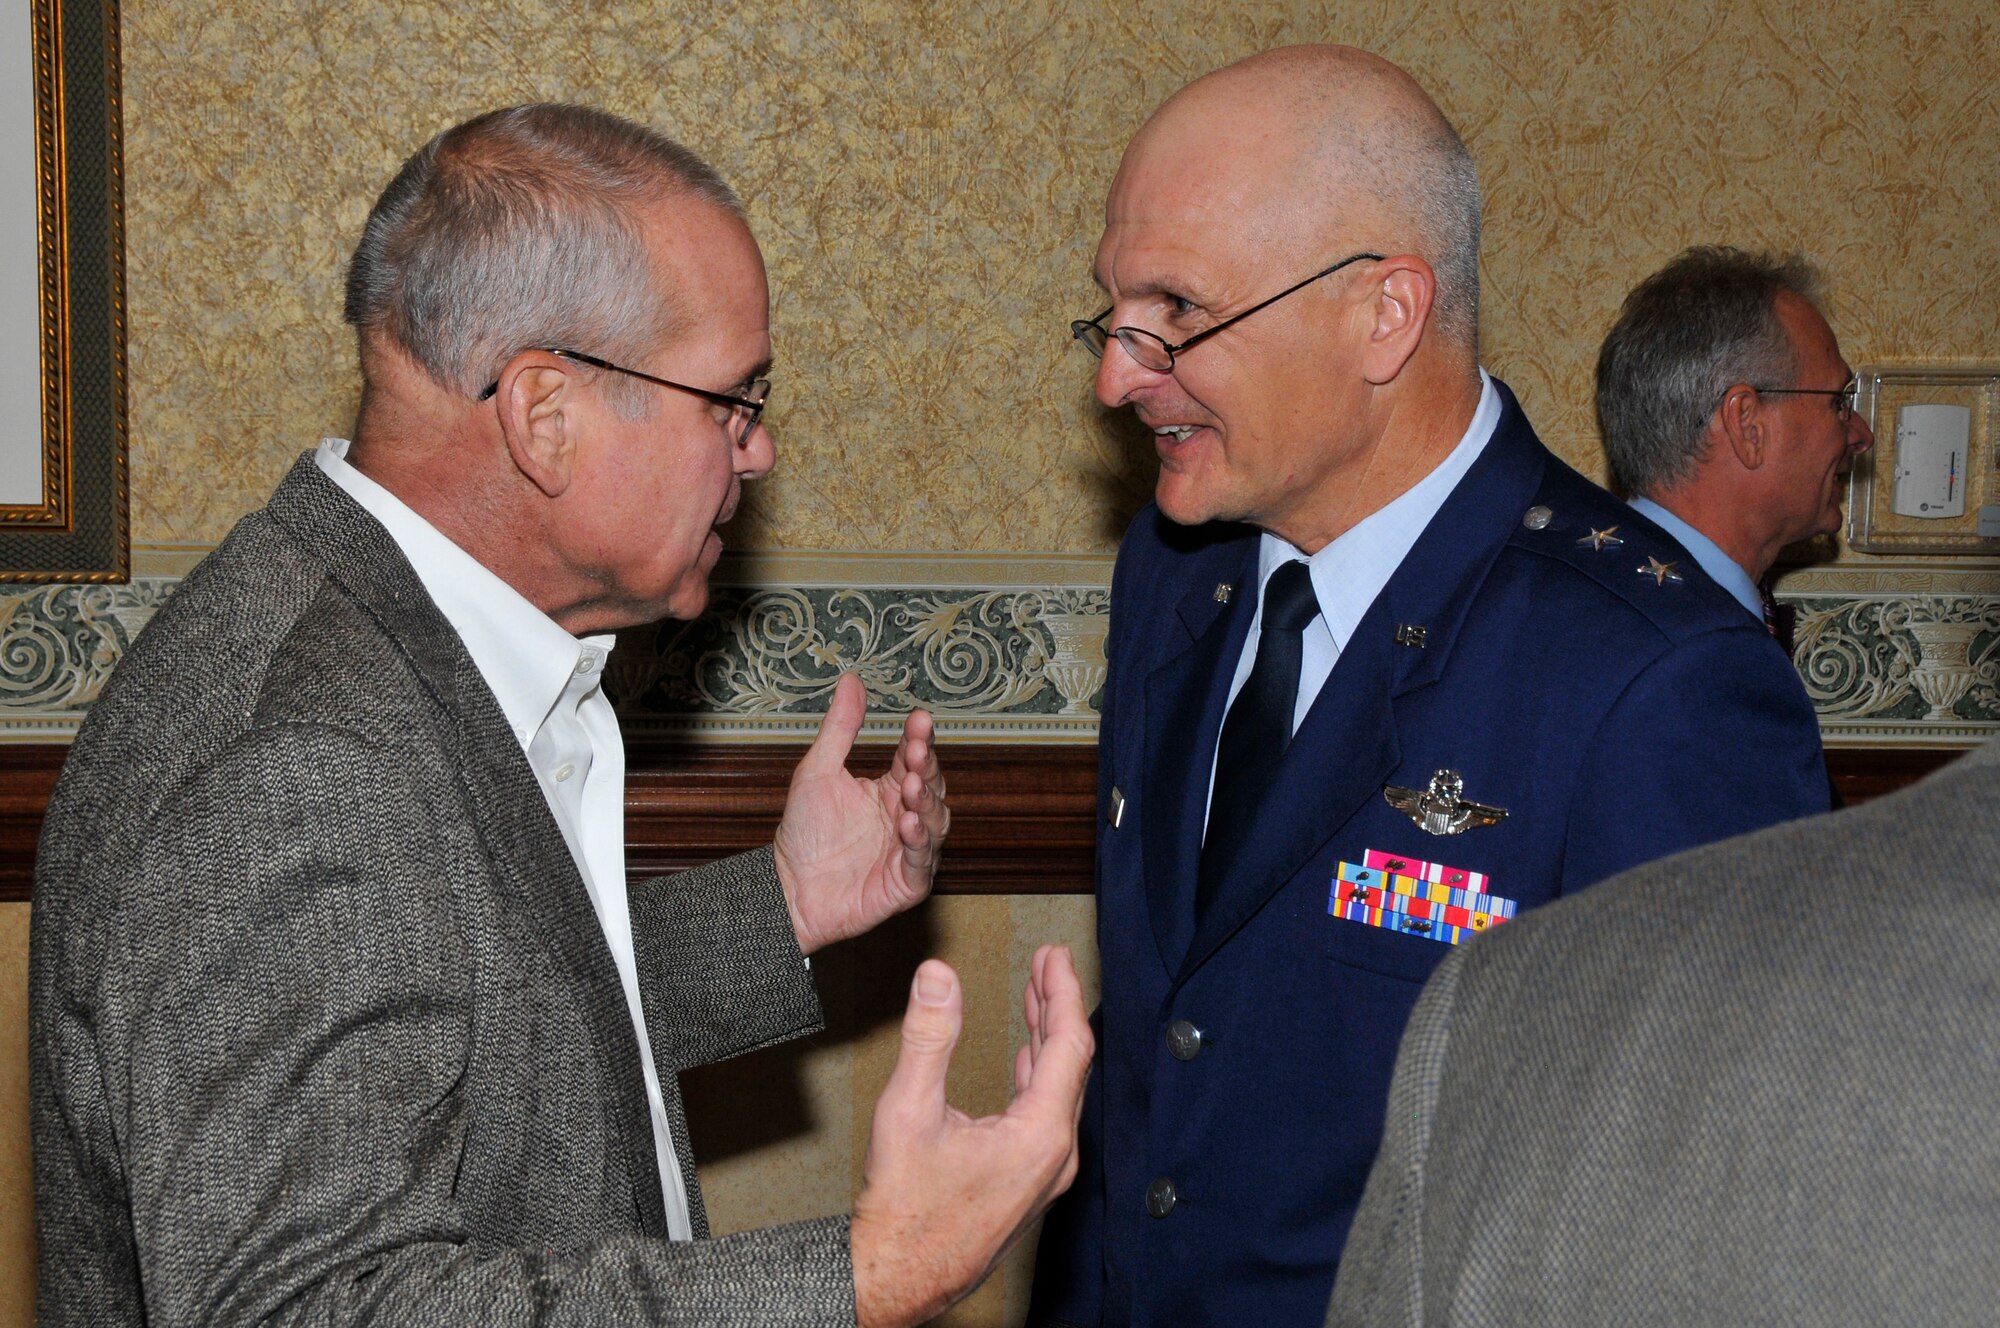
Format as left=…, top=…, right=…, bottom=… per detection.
left=1, top=550, right=1993, bottom=746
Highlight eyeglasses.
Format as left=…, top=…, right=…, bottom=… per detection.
left=1071, top=252, right=1384, bottom=373
left=479, top=348, right=772, bottom=442
left=1750, top=373, right=1860, bottom=424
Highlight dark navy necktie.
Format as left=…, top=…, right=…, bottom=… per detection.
left=1197, top=559, right=1321, bottom=920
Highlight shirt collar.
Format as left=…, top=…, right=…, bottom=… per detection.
left=1626, top=495, right=1764, bottom=622
left=314, top=439, right=614, bottom=748
left=1256, top=369, right=1502, bottom=649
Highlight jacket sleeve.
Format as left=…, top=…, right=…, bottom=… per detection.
left=1561, top=627, right=1829, bottom=893
left=1323, top=947, right=1467, bottom=1328
left=72, top=721, right=855, bottom=1328
left=630, top=845, right=825, bottom=1073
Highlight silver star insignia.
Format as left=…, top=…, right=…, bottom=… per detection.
left=1382, top=769, right=1509, bottom=836
left=1577, top=525, right=1624, bottom=551
left=1639, top=556, right=1684, bottom=586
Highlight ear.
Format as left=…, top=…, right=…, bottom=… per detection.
left=1715, top=383, right=1768, bottom=471
left=492, top=353, right=579, bottom=498
left=1357, top=256, right=1436, bottom=386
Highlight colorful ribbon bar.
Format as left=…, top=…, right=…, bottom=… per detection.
left=1329, top=854, right=1517, bottom=946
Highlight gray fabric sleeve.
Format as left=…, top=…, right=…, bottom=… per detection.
left=101, top=723, right=854, bottom=1327
left=629, top=844, right=825, bottom=1073
left=1326, top=945, right=1465, bottom=1328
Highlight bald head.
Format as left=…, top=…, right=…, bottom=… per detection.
left=1116, top=45, right=1481, bottom=348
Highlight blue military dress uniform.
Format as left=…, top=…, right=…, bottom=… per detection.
left=1028, top=380, right=1830, bottom=1328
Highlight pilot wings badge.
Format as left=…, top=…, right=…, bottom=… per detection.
left=1383, top=769, right=1508, bottom=836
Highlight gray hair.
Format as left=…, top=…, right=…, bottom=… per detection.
left=1406, top=122, right=1481, bottom=349
left=1596, top=246, right=1822, bottom=495
left=343, top=103, right=743, bottom=401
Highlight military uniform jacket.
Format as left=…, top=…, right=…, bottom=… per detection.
left=1028, top=381, right=1830, bottom=1328
left=30, top=457, right=857, bottom=1326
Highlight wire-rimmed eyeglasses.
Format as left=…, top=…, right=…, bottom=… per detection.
left=1071, top=251, right=1384, bottom=373
left=479, top=348, right=772, bottom=442
left=1750, top=373, right=1861, bottom=424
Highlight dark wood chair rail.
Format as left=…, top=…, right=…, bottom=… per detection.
left=0, top=742, right=1963, bottom=904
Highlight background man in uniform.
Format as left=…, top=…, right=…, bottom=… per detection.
left=1028, top=46, right=1830, bottom=1327
left=1598, top=246, right=1876, bottom=657
left=1328, top=737, right=2000, bottom=1326
left=31, top=104, right=1090, bottom=1328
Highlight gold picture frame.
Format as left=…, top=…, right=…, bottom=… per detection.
left=1846, top=364, right=2000, bottom=556
left=0, top=0, right=127, bottom=582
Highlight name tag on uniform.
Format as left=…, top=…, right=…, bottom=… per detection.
left=1328, top=849, right=1518, bottom=946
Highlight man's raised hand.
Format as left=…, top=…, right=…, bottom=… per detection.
left=774, top=672, right=949, bottom=955
left=850, top=946, right=1094, bottom=1328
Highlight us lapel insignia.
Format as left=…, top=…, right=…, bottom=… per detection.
left=1382, top=769, right=1508, bottom=836
left=1214, top=582, right=1234, bottom=604
left=1329, top=851, right=1520, bottom=946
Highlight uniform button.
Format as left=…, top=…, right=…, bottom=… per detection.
left=1166, top=1019, right=1204, bottom=1061
left=1144, top=1177, right=1177, bottom=1218
left=1522, top=504, right=1552, bottom=530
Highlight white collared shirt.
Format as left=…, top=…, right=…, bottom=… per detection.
left=315, top=439, right=695, bottom=1240
left=1627, top=495, right=1764, bottom=623
left=1206, top=372, right=1502, bottom=826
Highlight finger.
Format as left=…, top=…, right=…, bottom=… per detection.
left=886, top=707, right=932, bottom=781
left=1024, top=944, right=1050, bottom=1057
left=879, top=959, right=963, bottom=1123
left=1015, top=1041, right=1034, bottom=1095
left=1013, top=947, right=1092, bottom=1121
left=798, top=672, right=866, bottom=778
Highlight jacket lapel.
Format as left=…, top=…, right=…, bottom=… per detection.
left=1175, top=386, right=1551, bottom=980
left=263, top=455, right=673, bottom=1237
left=1141, top=539, right=1259, bottom=973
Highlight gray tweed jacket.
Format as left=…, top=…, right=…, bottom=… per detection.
left=31, top=456, right=856, bottom=1325
left=1328, top=736, right=2000, bottom=1327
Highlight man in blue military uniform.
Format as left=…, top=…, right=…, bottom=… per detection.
left=1027, top=45, right=1832, bottom=1328
left=1597, top=246, right=1876, bottom=658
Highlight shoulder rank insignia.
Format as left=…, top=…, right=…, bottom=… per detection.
left=1383, top=769, right=1508, bottom=836
left=1638, top=556, right=1683, bottom=586
left=1577, top=525, right=1623, bottom=551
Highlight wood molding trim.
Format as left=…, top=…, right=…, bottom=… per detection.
left=0, top=742, right=1964, bottom=904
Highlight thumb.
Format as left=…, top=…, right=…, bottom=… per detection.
left=799, top=672, right=866, bottom=777
left=881, top=959, right=962, bottom=1116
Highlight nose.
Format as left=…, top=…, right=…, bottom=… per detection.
left=1094, top=335, right=1171, bottom=409
left=1847, top=408, right=1875, bottom=455
left=735, top=418, right=776, bottom=480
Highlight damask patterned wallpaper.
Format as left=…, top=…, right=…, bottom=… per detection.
left=121, top=0, right=1999, bottom=554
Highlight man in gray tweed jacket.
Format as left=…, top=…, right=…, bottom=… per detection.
left=31, top=105, right=1091, bottom=1327
left=1327, top=737, right=2000, bottom=1326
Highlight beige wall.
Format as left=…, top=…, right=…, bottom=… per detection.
left=123, top=1, right=1998, bottom=555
